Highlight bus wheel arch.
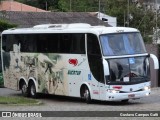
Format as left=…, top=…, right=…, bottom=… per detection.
left=80, top=84, right=92, bottom=103
left=19, top=79, right=28, bottom=97
left=28, top=79, right=37, bottom=98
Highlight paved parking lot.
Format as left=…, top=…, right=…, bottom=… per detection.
left=0, top=87, right=160, bottom=120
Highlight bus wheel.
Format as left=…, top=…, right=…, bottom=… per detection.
left=29, top=83, right=37, bottom=98
left=84, top=87, right=91, bottom=104
left=21, top=83, right=28, bottom=97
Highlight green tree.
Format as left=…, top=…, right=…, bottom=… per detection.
left=15, top=0, right=39, bottom=8
left=0, top=20, right=17, bottom=32
left=58, top=0, right=69, bottom=12
left=105, top=0, right=156, bottom=43
left=38, top=0, right=59, bottom=11
left=58, top=0, right=105, bottom=12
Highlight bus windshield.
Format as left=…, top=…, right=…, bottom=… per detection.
left=100, top=32, right=146, bottom=56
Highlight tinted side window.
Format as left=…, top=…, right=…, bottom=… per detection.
left=2, top=33, right=85, bottom=54
left=18, top=34, right=36, bottom=52
left=60, top=34, right=85, bottom=54
left=2, top=35, right=7, bottom=51
left=87, top=34, right=101, bottom=55
left=2, top=34, right=36, bottom=52
left=70, top=34, right=85, bottom=54
left=2, top=35, right=19, bottom=52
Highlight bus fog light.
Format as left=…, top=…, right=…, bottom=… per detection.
left=146, top=93, right=149, bottom=96
left=143, top=86, right=150, bottom=91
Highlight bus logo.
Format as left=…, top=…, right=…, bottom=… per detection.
left=69, top=59, right=78, bottom=66
left=68, top=70, right=81, bottom=75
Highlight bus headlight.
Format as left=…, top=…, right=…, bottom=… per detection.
left=146, top=92, right=150, bottom=96
left=143, top=86, right=150, bottom=91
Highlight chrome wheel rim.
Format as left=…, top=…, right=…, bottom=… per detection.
left=22, top=84, right=27, bottom=94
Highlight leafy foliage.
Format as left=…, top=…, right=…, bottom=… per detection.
left=0, top=20, right=17, bottom=32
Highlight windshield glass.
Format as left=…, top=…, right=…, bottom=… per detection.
left=100, top=32, right=146, bottom=56
left=106, top=56, right=150, bottom=85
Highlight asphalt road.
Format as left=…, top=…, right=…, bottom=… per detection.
left=0, top=87, right=160, bottom=120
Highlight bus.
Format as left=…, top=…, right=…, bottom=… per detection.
left=1, top=23, right=159, bottom=103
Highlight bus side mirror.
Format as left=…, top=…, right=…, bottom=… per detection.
left=150, top=54, right=159, bottom=69
left=103, top=59, right=110, bottom=75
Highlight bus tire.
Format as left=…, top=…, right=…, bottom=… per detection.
left=84, top=87, right=92, bottom=104
left=21, top=82, right=28, bottom=97
left=28, top=82, right=37, bottom=98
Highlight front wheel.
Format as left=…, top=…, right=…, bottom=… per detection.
left=28, top=83, right=37, bottom=98
left=83, top=87, right=91, bottom=104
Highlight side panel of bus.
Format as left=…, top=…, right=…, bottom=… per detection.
left=2, top=33, right=92, bottom=97
left=2, top=52, right=89, bottom=96
left=36, top=53, right=89, bottom=97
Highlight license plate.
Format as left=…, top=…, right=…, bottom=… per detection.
left=128, top=94, right=135, bottom=98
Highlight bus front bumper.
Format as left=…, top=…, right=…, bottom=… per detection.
left=106, top=90, right=151, bottom=101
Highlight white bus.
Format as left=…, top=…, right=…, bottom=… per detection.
left=1, top=23, right=159, bottom=103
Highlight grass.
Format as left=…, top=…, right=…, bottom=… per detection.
left=0, top=96, right=41, bottom=105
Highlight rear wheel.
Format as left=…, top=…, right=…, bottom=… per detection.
left=21, top=83, right=28, bottom=97
left=28, top=83, right=37, bottom=98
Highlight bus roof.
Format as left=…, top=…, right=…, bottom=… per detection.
left=2, top=23, right=139, bottom=35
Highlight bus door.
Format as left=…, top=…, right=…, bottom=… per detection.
left=98, top=70, right=106, bottom=101
left=87, top=34, right=106, bottom=100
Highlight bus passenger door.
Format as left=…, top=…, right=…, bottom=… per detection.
left=99, top=77, right=106, bottom=101
left=99, top=59, right=111, bottom=101
left=98, top=59, right=109, bottom=101
left=88, top=56, right=106, bottom=100
left=87, top=33, right=106, bottom=100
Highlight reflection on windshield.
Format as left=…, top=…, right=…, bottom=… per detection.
left=100, top=32, right=146, bottom=56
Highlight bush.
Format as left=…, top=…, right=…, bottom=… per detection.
left=0, top=20, right=17, bottom=32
